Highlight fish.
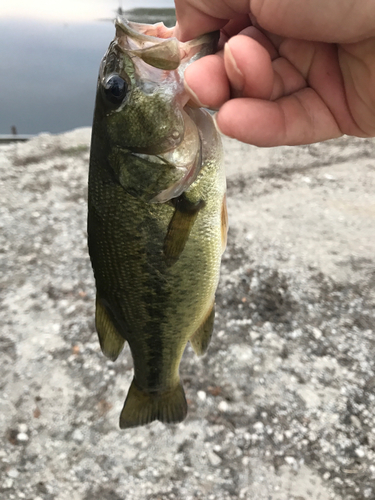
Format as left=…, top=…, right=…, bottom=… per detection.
left=87, top=17, right=227, bottom=428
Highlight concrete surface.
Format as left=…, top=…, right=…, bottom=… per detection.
left=0, top=128, right=374, bottom=499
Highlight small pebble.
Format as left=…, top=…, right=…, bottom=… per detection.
left=17, top=433, right=29, bottom=443
left=312, top=327, right=322, bottom=339
left=285, top=456, right=295, bottom=466
left=253, top=422, right=264, bottom=433
left=72, top=429, right=84, bottom=443
left=3, top=478, right=13, bottom=489
left=218, top=401, right=228, bottom=412
left=18, top=424, right=28, bottom=434
left=350, top=415, right=361, bottom=428
left=207, top=450, right=221, bottom=466
left=7, top=468, right=19, bottom=479
left=324, top=173, right=335, bottom=180
left=355, top=448, right=365, bottom=458
left=197, top=391, right=206, bottom=402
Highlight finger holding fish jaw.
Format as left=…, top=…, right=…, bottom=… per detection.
left=182, top=26, right=312, bottom=146
left=182, top=29, right=277, bottom=143
left=183, top=33, right=275, bottom=109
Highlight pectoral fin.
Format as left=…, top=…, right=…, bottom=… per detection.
left=95, top=296, right=125, bottom=361
left=163, top=194, right=205, bottom=267
left=119, top=378, right=187, bottom=428
left=190, top=303, right=215, bottom=356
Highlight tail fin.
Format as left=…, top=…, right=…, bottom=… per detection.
left=119, top=379, right=187, bottom=429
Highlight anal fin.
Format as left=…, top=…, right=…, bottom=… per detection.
left=190, top=303, right=215, bottom=356
left=221, top=193, right=228, bottom=252
left=163, top=194, right=205, bottom=267
left=95, top=296, right=125, bottom=361
left=119, top=379, right=187, bottom=429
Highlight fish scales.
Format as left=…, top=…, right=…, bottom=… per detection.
left=88, top=18, right=227, bottom=428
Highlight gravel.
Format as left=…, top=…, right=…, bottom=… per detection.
left=1, top=128, right=374, bottom=499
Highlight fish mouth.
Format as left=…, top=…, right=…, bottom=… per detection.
left=113, top=18, right=219, bottom=203
left=115, top=17, right=218, bottom=71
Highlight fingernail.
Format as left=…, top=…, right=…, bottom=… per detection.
left=183, top=79, right=207, bottom=108
left=213, top=113, right=228, bottom=137
left=224, top=43, right=244, bottom=93
left=212, top=113, right=221, bottom=134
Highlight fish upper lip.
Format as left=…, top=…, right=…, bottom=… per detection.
left=114, top=17, right=219, bottom=70
left=115, top=17, right=213, bottom=47
left=115, top=17, right=175, bottom=42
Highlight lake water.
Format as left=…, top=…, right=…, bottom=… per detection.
left=0, top=7, right=176, bottom=135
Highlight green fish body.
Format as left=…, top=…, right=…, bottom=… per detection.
left=88, top=18, right=227, bottom=428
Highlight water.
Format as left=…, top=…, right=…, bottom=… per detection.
left=0, top=7, right=176, bottom=135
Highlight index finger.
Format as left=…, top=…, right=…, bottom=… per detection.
left=174, top=0, right=249, bottom=41
left=174, top=10, right=227, bottom=41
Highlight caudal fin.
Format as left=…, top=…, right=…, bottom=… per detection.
left=119, top=379, right=187, bottom=429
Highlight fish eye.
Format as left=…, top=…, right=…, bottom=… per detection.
left=103, top=75, right=128, bottom=105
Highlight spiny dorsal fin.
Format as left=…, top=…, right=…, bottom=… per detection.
left=163, top=194, right=205, bottom=267
left=190, top=303, right=215, bottom=356
left=95, top=296, right=125, bottom=361
left=119, top=379, right=187, bottom=428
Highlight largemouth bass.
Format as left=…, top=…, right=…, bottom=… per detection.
left=88, top=17, right=227, bottom=428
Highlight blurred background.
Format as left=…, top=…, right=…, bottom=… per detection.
left=0, top=0, right=176, bottom=136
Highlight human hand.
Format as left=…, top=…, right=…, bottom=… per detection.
left=174, top=0, right=375, bottom=146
